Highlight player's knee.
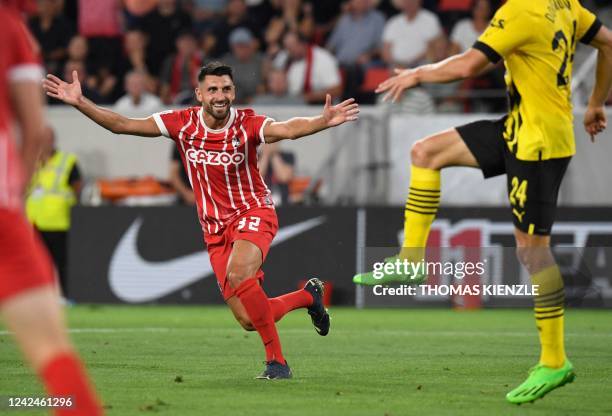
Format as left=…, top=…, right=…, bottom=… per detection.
left=515, top=244, right=552, bottom=275
left=227, top=270, right=246, bottom=289
left=236, top=315, right=255, bottom=331
left=411, top=140, right=437, bottom=169
left=226, top=263, right=257, bottom=289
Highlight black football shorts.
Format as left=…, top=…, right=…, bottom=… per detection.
left=456, top=117, right=571, bottom=236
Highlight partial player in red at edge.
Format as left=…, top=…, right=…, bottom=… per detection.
left=0, top=0, right=103, bottom=414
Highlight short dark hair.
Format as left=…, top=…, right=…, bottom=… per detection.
left=198, top=62, right=233, bottom=82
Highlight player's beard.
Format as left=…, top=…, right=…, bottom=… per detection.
left=206, top=100, right=231, bottom=121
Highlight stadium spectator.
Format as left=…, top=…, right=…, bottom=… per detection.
left=141, top=0, right=193, bottom=77
left=327, top=0, right=385, bottom=67
left=449, top=0, right=491, bottom=55
left=437, top=0, right=472, bottom=30
left=280, top=31, right=342, bottom=104
left=169, top=148, right=195, bottom=205
left=26, top=126, right=81, bottom=299
left=193, top=0, right=228, bottom=34
left=123, top=0, right=158, bottom=28
left=209, top=0, right=260, bottom=58
left=381, top=0, right=443, bottom=68
left=446, top=0, right=505, bottom=112
left=326, top=0, right=385, bottom=99
left=119, top=30, right=157, bottom=92
left=252, top=68, right=306, bottom=105
left=64, top=35, right=119, bottom=103
left=423, top=36, right=462, bottom=112
left=246, top=0, right=278, bottom=30
left=77, top=0, right=123, bottom=82
left=77, top=0, right=122, bottom=38
left=66, top=34, right=88, bottom=62
left=308, top=0, right=342, bottom=43
left=121, top=30, right=150, bottom=74
left=28, top=0, right=75, bottom=75
left=258, top=142, right=295, bottom=206
left=264, top=0, right=314, bottom=59
left=222, top=28, right=265, bottom=104
left=114, top=71, right=163, bottom=113
left=159, top=31, right=204, bottom=105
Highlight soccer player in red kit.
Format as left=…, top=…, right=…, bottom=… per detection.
left=0, top=1, right=103, bottom=414
left=43, top=61, right=359, bottom=379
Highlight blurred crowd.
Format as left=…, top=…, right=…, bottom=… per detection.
left=33, top=0, right=612, bottom=112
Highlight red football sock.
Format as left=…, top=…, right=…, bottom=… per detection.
left=235, top=278, right=285, bottom=364
left=269, top=289, right=313, bottom=322
left=40, top=352, right=103, bottom=416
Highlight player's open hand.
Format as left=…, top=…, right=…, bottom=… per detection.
left=323, top=94, right=359, bottom=127
left=583, top=105, right=607, bottom=142
left=42, top=70, right=83, bottom=106
left=376, top=68, right=419, bottom=103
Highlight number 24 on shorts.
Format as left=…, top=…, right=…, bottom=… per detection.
left=237, top=216, right=261, bottom=232
left=509, top=176, right=528, bottom=208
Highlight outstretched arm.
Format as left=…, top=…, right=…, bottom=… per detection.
left=584, top=25, right=612, bottom=140
left=43, top=70, right=161, bottom=137
left=375, top=48, right=492, bottom=103
left=262, top=95, right=359, bottom=144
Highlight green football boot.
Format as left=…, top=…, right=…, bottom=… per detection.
left=506, top=360, right=575, bottom=404
left=353, top=255, right=427, bottom=286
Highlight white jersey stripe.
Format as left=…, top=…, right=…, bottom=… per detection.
left=191, top=117, right=213, bottom=234
left=232, top=119, right=250, bottom=210
left=152, top=112, right=171, bottom=138
left=259, top=117, right=274, bottom=144
left=240, top=125, right=261, bottom=208
left=8, top=64, right=44, bottom=82
left=178, top=118, right=210, bottom=231
left=222, top=128, right=237, bottom=211
left=201, top=126, right=221, bottom=234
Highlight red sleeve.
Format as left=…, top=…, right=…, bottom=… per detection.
left=152, top=109, right=191, bottom=140
left=4, top=10, right=43, bottom=83
left=244, top=113, right=275, bottom=145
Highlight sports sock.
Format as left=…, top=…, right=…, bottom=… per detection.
left=40, top=352, right=103, bottom=416
left=235, top=278, right=285, bottom=364
left=401, top=165, right=441, bottom=262
left=269, top=289, right=313, bottom=322
left=532, top=265, right=566, bottom=368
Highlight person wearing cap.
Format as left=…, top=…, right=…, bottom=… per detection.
left=221, top=27, right=264, bottom=104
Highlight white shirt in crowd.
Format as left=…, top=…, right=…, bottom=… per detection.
left=114, top=93, right=163, bottom=114
left=284, top=46, right=341, bottom=96
left=451, top=19, right=481, bottom=52
left=383, top=10, right=442, bottom=64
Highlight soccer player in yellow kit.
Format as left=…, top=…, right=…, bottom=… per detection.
left=353, top=0, right=612, bottom=404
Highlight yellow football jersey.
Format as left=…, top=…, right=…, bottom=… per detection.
left=474, top=0, right=601, bottom=161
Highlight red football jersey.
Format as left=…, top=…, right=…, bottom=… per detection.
left=154, top=106, right=275, bottom=235
left=0, top=5, right=43, bottom=210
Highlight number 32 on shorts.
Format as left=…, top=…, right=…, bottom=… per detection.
left=509, top=176, right=528, bottom=208
left=237, top=216, right=261, bottom=232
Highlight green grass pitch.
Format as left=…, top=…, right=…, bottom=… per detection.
left=1, top=306, right=611, bottom=415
